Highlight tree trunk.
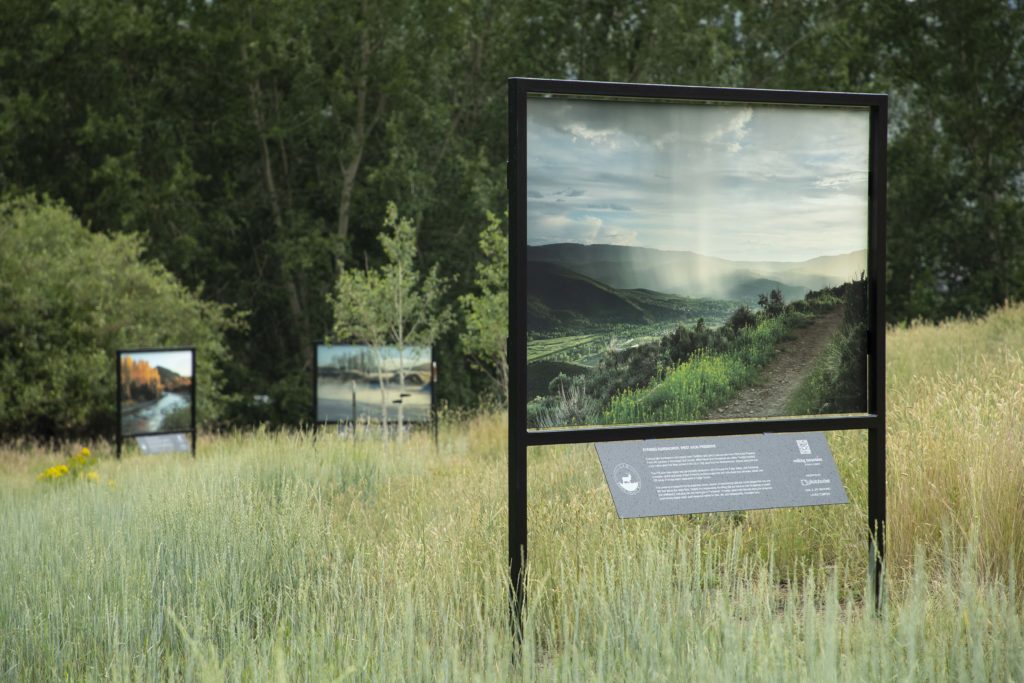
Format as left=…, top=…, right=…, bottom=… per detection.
left=337, top=156, right=361, bottom=245
left=244, top=51, right=313, bottom=369
left=397, top=346, right=405, bottom=441
left=335, top=15, right=385, bottom=251
left=374, top=348, right=389, bottom=439
left=395, top=258, right=405, bottom=441
left=351, top=379, right=357, bottom=428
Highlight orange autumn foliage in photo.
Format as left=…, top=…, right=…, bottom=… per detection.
left=120, top=356, right=163, bottom=402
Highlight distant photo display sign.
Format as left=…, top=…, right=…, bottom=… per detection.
left=524, top=93, right=871, bottom=431
left=315, top=344, right=434, bottom=424
left=116, top=347, right=196, bottom=456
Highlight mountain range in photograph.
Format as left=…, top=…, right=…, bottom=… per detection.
left=528, top=243, right=866, bottom=332
left=524, top=96, right=871, bottom=429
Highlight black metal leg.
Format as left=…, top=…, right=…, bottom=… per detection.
left=509, top=437, right=527, bottom=639
left=868, top=425, right=886, bottom=610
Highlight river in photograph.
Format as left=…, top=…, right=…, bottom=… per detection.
left=317, top=379, right=432, bottom=423
left=121, top=391, right=191, bottom=435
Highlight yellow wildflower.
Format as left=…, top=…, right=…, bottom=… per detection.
left=85, top=471, right=100, bottom=483
left=37, top=464, right=70, bottom=481
left=81, top=447, right=91, bottom=457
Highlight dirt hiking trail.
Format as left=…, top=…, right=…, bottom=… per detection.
left=710, top=307, right=845, bottom=420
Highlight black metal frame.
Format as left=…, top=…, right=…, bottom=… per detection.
left=115, top=346, right=197, bottom=458
left=508, top=77, right=887, bottom=628
left=312, top=341, right=437, bottom=431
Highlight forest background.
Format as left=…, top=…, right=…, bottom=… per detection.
left=2, top=0, right=1022, bottom=434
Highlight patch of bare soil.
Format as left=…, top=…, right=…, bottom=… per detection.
left=710, top=307, right=845, bottom=419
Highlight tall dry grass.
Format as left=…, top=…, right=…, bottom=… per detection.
left=886, top=304, right=1024, bottom=585
left=0, top=306, right=1023, bottom=679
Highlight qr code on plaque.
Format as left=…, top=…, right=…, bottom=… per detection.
left=796, top=439, right=812, bottom=455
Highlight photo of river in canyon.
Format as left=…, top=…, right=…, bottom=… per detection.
left=118, top=349, right=194, bottom=436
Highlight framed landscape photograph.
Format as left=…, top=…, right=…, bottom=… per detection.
left=520, top=88, right=875, bottom=432
left=116, top=347, right=196, bottom=457
left=315, top=343, right=434, bottom=424
left=117, top=349, right=195, bottom=436
left=507, top=77, right=887, bottom=622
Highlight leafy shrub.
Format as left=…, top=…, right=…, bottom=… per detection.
left=586, top=343, right=668, bottom=405
left=727, top=305, right=758, bottom=331
left=0, top=196, right=240, bottom=437
left=758, top=288, right=786, bottom=318
left=527, top=372, right=599, bottom=428
left=661, top=318, right=714, bottom=363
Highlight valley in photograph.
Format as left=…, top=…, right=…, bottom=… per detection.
left=317, top=345, right=432, bottom=423
left=526, top=96, right=871, bottom=429
left=119, top=351, right=193, bottom=435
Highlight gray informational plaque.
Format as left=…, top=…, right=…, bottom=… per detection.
left=596, top=432, right=847, bottom=518
left=135, top=433, right=190, bottom=455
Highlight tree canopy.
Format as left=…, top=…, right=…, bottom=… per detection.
left=0, top=196, right=237, bottom=437
left=2, top=0, right=1022, bottom=428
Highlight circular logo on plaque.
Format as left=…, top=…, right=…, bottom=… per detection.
left=613, top=463, right=641, bottom=495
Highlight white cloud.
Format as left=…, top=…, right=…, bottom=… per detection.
left=526, top=97, right=870, bottom=261
left=814, top=171, right=869, bottom=191
left=704, top=106, right=753, bottom=153
left=566, top=122, right=620, bottom=149
left=536, top=215, right=572, bottom=232
left=529, top=214, right=638, bottom=246
left=579, top=216, right=638, bottom=245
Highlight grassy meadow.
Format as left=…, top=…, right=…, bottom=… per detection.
left=3, top=306, right=1024, bottom=680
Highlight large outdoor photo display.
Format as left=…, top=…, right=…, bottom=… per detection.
left=316, top=344, right=433, bottom=423
left=118, top=349, right=194, bottom=436
left=526, top=95, right=870, bottom=430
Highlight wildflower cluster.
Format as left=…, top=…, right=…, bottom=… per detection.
left=37, top=464, right=69, bottom=481
left=37, top=447, right=100, bottom=484
left=68, top=447, right=95, bottom=476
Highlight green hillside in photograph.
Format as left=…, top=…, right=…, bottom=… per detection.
left=527, top=259, right=735, bottom=333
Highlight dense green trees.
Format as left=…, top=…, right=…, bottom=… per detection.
left=2, top=0, right=1022, bottom=428
left=459, top=213, right=509, bottom=404
left=330, top=202, right=451, bottom=433
left=880, top=0, right=1024, bottom=321
left=0, top=197, right=236, bottom=437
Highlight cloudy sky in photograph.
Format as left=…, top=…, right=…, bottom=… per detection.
left=318, top=344, right=431, bottom=372
left=526, top=96, right=870, bottom=262
left=124, top=351, right=193, bottom=377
